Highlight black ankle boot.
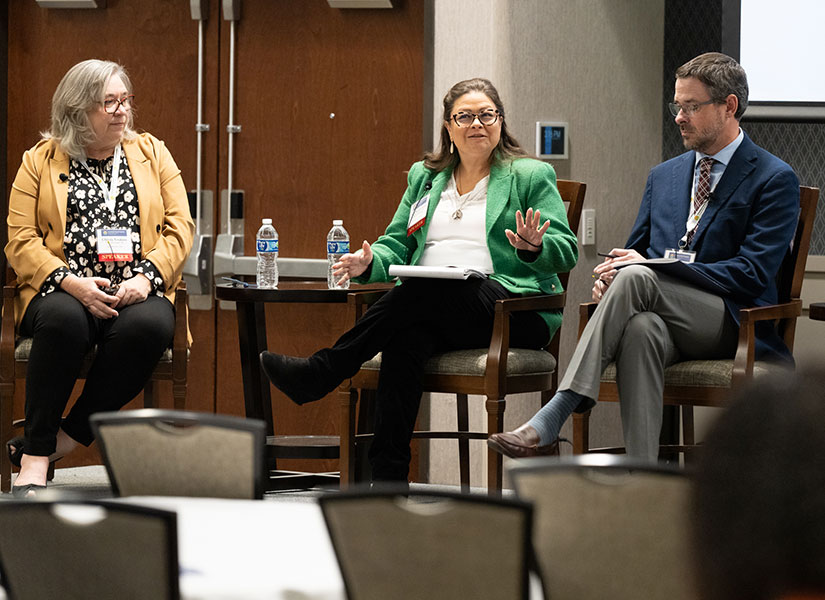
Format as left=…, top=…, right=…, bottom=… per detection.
left=259, top=352, right=335, bottom=405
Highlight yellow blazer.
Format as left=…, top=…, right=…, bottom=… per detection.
left=5, top=133, right=195, bottom=329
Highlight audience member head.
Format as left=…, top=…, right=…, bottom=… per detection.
left=424, top=77, right=527, bottom=171
left=45, top=59, right=137, bottom=158
left=692, top=371, right=825, bottom=600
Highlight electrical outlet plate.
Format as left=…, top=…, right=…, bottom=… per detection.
left=581, top=209, right=596, bottom=246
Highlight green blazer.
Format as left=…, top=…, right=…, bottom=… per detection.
left=356, top=157, right=579, bottom=337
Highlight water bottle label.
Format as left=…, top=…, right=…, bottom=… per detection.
left=327, top=241, right=350, bottom=254
left=257, top=239, right=279, bottom=253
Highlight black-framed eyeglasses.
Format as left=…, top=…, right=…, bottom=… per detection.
left=103, top=95, right=135, bottom=115
left=667, top=99, right=715, bottom=117
left=450, top=109, right=500, bottom=128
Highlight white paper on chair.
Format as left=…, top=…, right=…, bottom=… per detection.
left=388, top=265, right=491, bottom=280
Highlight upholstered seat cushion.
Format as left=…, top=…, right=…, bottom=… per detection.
left=14, top=337, right=175, bottom=362
left=361, top=348, right=556, bottom=376
left=600, top=359, right=791, bottom=387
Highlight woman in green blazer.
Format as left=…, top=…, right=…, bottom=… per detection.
left=262, top=78, right=578, bottom=484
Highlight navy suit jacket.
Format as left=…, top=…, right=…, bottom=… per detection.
left=625, top=132, right=800, bottom=362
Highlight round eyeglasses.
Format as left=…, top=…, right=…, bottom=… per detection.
left=451, top=109, right=500, bottom=128
left=103, top=95, right=135, bottom=115
left=668, top=99, right=715, bottom=117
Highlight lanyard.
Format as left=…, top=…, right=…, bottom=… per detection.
left=679, top=163, right=718, bottom=249
left=80, top=144, right=122, bottom=215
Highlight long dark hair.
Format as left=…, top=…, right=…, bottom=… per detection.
left=423, top=78, right=528, bottom=172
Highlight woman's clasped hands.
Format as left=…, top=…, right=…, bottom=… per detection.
left=60, top=273, right=152, bottom=318
left=591, top=248, right=645, bottom=301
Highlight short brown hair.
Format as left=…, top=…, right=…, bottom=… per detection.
left=675, top=52, right=749, bottom=120
left=423, top=78, right=528, bottom=172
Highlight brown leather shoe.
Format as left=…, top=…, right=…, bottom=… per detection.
left=487, top=426, right=560, bottom=459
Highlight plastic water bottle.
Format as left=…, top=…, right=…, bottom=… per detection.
left=327, top=219, right=350, bottom=289
left=256, top=218, right=279, bottom=289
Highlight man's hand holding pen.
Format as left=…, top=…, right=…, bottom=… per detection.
left=591, top=248, right=646, bottom=301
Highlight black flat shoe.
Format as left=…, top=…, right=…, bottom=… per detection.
left=11, top=483, right=47, bottom=498
left=260, top=352, right=328, bottom=406
left=6, top=437, right=25, bottom=468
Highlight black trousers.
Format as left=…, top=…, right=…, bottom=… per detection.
left=19, top=291, right=175, bottom=455
left=312, top=278, right=550, bottom=481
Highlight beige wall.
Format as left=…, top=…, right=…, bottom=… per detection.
left=424, top=0, right=665, bottom=486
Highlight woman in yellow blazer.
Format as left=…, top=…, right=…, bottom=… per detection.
left=5, top=59, right=194, bottom=497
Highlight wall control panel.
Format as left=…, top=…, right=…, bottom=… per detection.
left=535, top=121, right=568, bottom=159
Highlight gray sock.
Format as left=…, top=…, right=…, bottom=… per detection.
left=526, top=389, right=590, bottom=445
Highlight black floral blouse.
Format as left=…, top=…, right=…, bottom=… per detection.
left=40, top=149, right=164, bottom=297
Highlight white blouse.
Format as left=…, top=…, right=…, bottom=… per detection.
left=416, top=173, right=494, bottom=273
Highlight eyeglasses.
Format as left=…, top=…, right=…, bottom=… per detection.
left=102, top=95, right=135, bottom=115
left=668, top=99, right=715, bottom=117
left=451, top=109, right=500, bottom=128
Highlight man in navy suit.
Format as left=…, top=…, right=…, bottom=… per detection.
left=488, top=52, right=800, bottom=461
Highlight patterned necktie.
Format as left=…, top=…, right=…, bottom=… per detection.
left=687, top=157, right=714, bottom=246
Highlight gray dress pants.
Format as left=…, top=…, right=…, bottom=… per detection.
left=559, top=264, right=738, bottom=459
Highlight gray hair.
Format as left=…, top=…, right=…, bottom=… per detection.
left=675, top=52, right=749, bottom=120
left=43, top=59, right=136, bottom=158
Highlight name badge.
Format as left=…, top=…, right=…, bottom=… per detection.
left=407, top=194, right=429, bottom=236
left=664, top=248, right=696, bottom=263
left=97, top=228, right=134, bottom=262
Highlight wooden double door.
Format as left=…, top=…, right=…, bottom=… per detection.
left=4, top=0, right=425, bottom=473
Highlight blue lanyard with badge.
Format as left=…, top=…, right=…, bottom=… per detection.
left=80, top=145, right=134, bottom=263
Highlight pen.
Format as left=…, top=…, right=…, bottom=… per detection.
left=597, top=252, right=618, bottom=258
left=221, top=276, right=255, bottom=288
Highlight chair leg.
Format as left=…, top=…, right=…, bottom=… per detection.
left=355, top=389, right=376, bottom=482
left=456, top=393, right=470, bottom=493
left=485, top=396, right=505, bottom=495
left=143, top=381, right=156, bottom=409
left=682, top=406, right=695, bottom=446
left=338, top=387, right=358, bottom=489
left=172, top=381, right=186, bottom=411
left=572, top=411, right=590, bottom=455
left=0, top=384, right=13, bottom=492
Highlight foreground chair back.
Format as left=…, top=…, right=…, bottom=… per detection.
left=0, top=274, right=189, bottom=493
left=572, top=186, right=818, bottom=457
left=0, top=500, right=179, bottom=600
left=91, top=409, right=266, bottom=499
left=510, top=455, right=694, bottom=600
left=339, top=180, right=587, bottom=492
left=320, top=489, right=534, bottom=600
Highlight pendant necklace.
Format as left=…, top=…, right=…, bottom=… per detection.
left=452, top=169, right=471, bottom=220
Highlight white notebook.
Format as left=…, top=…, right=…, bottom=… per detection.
left=388, top=265, right=490, bottom=280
